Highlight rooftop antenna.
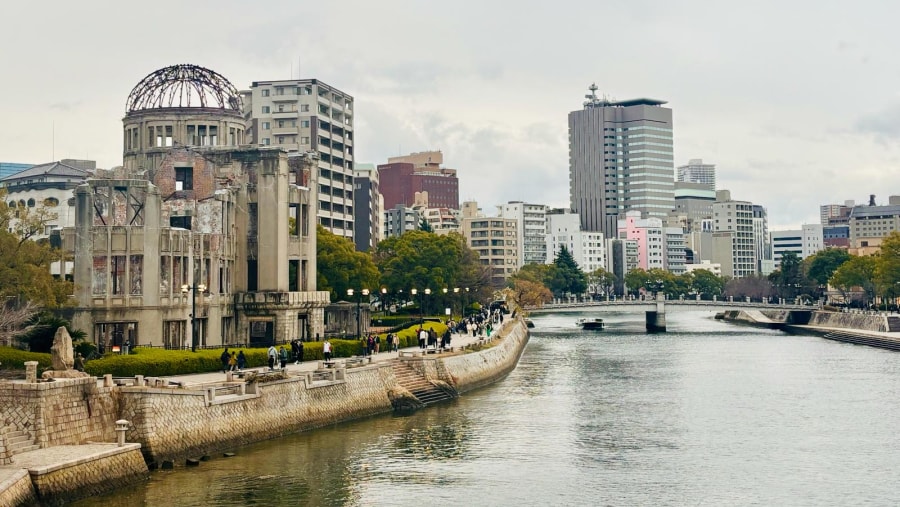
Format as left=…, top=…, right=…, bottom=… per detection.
left=584, top=83, right=606, bottom=107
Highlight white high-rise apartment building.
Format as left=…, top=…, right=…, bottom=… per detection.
left=568, top=84, right=674, bottom=239
left=545, top=210, right=606, bottom=273
left=677, top=159, right=716, bottom=190
left=243, top=79, right=354, bottom=239
left=498, top=201, right=548, bottom=267
left=711, top=190, right=757, bottom=278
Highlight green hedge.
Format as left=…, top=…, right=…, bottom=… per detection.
left=0, top=347, right=52, bottom=370
left=1, top=321, right=450, bottom=378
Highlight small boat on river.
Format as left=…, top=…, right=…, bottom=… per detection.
left=576, top=318, right=604, bottom=330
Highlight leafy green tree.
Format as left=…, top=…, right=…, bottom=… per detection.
left=316, top=225, right=380, bottom=301
left=374, top=230, right=462, bottom=294
left=588, top=268, right=617, bottom=298
left=831, top=254, right=876, bottom=305
left=805, top=248, right=851, bottom=286
left=0, top=191, right=73, bottom=309
left=624, top=268, right=650, bottom=296
left=509, top=263, right=553, bottom=286
left=876, top=232, right=900, bottom=302
left=691, top=269, right=725, bottom=299
left=418, top=217, right=433, bottom=233
left=547, top=246, right=586, bottom=296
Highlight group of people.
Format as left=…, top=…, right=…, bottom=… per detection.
left=220, top=348, right=247, bottom=372
left=416, top=325, right=453, bottom=352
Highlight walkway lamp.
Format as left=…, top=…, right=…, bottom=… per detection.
left=347, top=288, right=369, bottom=340
left=453, top=287, right=460, bottom=318
left=381, top=287, right=388, bottom=317
left=181, top=283, right=207, bottom=352
left=411, top=289, right=418, bottom=323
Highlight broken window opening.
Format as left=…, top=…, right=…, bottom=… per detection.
left=175, top=167, right=193, bottom=191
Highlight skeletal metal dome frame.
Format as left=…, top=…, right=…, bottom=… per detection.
left=125, top=64, right=242, bottom=113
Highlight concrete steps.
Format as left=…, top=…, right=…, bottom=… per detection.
left=392, top=362, right=456, bottom=407
left=823, top=331, right=900, bottom=351
left=5, top=429, right=38, bottom=455
left=886, top=316, right=900, bottom=332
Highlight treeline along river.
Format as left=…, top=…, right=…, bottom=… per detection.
left=75, top=310, right=900, bottom=506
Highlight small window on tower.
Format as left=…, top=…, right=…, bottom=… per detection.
left=175, top=167, right=193, bottom=191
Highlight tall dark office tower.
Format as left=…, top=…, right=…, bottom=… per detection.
left=568, top=84, right=674, bottom=239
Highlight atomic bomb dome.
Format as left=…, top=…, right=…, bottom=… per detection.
left=122, top=64, right=248, bottom=170
left=125, top=64, right=242, bottom=113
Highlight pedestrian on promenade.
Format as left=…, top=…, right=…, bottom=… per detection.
left=297, top=340, right=304, bottom=364
left=237, top=350, right=246, bottom=370
left=267, top=345, right=277, bottom=370
left=375, top=334, right=381, bottom=354
left=279, top=346, right=289, bottom=369
left=418, top=327, right=428, bottom=349
left=367, top=334, right=375, bottom=355
left=324, top=340, right=333, bottom=362
left=228, top=351, right=237, bottom=371
left=291, top=339, right=300, bottom=364
left=393, top=333, right=399, bottom=352
left=220, top=348, right=230, bottom=373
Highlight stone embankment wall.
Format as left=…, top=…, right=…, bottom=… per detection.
left=0, top=377, right=118, bottom=448
left=0, top=470, right=36, bottom=507
left=120, top=367, right=397, bottom=465
left=121, top=318, right=530, bottom=465
left=805, top=312, right=887, bottom=333
left=27, top=445, right=147, bottom=505
left=414, top=319, right=530, bottom=393
left=723, top=310, right=887, bottom=333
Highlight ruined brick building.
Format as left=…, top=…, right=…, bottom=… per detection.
left=62, top=64, right=329, bottom=349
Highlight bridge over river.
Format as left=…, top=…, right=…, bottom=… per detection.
left=528, top=298, right=817, bottom=332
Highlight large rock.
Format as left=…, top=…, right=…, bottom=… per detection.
left=50, top=326, right=75, bottom=371
left=41, top=369, right=90, bottom=380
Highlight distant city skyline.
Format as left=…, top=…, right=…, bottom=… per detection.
left=3, top=0, right=900, bottom=230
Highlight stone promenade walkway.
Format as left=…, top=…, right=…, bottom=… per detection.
left=162, top=321, right=510, bottom=387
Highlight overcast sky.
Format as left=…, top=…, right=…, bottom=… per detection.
left=3, top=0, right=899, bottom=229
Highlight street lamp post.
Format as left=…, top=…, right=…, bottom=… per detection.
left=181, top=283, right=207, bottom=352
left=453, top=287, right=460, bottom=319
left=347, top=288, right=369, bottom=340
left=381, top=287, right=388, bottom=317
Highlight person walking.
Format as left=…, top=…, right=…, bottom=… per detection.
left=323, top=340, right=332, bottom=362
left=418, top=327, right=427, bottom=349
left=375, top=334, right=381, bottom=354
left=392, top=333, right=399, bottom=352
left=237, top=350, right=246, bottom=370
left=267, top=345, right=277, bottom=370
left=228, top=351, right=237, bottom=371
left=279, top=346, right=289, bottom=369
left=297, top=340, right=304, bottom=364
left=220, top=348, right=230, bottom=373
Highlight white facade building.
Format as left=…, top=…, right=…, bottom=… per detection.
left=545, top=210, right=606, bottom=273
left=676, top=159, right=716, bottom=190
left=771, top=224, right=824, bottom=268
left=498, top=201, right=548, bottom=267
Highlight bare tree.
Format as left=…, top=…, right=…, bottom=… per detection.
left=0, top=301, right=38, bottom=347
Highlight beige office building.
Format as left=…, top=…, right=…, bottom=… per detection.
left=243, top=79, right=355, bottom=240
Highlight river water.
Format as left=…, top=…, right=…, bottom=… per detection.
left=75, top=310, right=900, bottom=506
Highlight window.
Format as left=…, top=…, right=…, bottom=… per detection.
left=301, top=104, right=309, bottom=112
left=278, top=104, right=285, bottom=112
left=261, top=89, right=270, bottom=97
left=301, top=120, right=310, bottom=128
left=175, top=167, right=193, bottom=191
left=262, top=122, right=270, bottom=130
left=278, top=136, right=285, bottom=144
left=170, top=216, right=192, bottom=230
left=278, top=120, right=284, bottom=128
left=301, top=137, right=310, bottom=144
left=275, top=87, right=284, bottom=96
left=262, top=106, right=270, bottom=114
left=262, top=138, right=271, bottom=145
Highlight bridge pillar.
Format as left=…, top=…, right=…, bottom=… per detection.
left=646, top=301, right=667, bottom=332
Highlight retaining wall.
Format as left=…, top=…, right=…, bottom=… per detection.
left=725, top=310, right=888, bottom=333
left=0, top=377, right=118, bottom=448
left=0, top=470, right=36, bottom=507
left=18, top=444, right=147, bottom=506
left=121, top=318, right=530, bottom=465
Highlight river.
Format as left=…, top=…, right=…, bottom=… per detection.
left=74, top=310, right=900, bottom=506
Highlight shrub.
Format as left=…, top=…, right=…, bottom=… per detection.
left=0, top=347, right=52, bottom=370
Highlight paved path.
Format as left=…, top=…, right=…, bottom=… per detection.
left=162, top=320, right=512, bottom=387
